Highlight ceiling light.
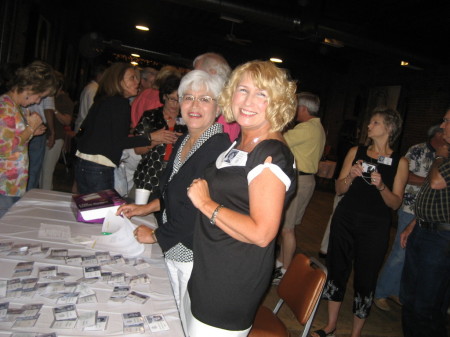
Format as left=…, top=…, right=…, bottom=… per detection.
left=322, top=38, right=344, bottom=48
left=131, top=61, right=139, bottom=66
left=270, top=57, right=283, bottom=63
left=400, top=60, right=423, bottom=70
left=135, top=25, right=149, bottom=31
left=131, top=53, right=140, bottom=57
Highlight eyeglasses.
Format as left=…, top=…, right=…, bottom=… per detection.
left=166, top=95, right=179, bottom=103
left=180, top=95, right=216, bottom=104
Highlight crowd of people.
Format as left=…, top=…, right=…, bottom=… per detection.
left=0, top=52, right=449, bottom=337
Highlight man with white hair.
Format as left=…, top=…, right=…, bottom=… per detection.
left=193, top=52, right=231, bottom=80
left=274, top=92, right=326, bottom=283
left=193, top=52, right=240, bottom=141
left=139, top=67, right=158, bottom=91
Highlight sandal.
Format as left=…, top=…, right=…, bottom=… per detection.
left=311, top=328, right=336, bottom=337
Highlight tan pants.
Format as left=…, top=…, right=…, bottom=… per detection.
left=283, top=174, right=316, bottom=229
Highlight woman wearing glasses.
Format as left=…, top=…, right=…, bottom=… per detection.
left=117, top=70, right=230, bottom=333
left=133, top=75, right=186, bottom=203
left=185, top=60, right=297, bottom=336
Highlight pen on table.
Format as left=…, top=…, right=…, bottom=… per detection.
left=101, top=232, right=112, bottom=235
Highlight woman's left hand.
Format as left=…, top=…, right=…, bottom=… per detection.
left=187, top=178, right=211, bottom=210
left=370, top=171, right=384, bottom=189
left=133, top=225, right=156, bottom=244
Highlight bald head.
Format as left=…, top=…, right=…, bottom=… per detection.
left=193, top=52, right=231, bottom=81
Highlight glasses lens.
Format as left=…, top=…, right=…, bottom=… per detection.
left=199, top=96, right=213, bottom=103
left=183, top=95, right=195, bottom=102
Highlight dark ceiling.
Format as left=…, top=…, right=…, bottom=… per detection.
left=70, top=0, right=450, bottom=74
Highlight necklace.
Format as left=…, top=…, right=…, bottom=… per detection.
left=239, top=136, right=264, bottom=152
left=369, top=145, right=391, bottom=159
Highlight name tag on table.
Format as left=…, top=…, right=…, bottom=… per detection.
left=38, top=223, right=71, bottom=240
left=53, top=304, right=77, bottom=320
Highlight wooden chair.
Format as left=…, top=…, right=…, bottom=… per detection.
left=249, top=254, right=327, bottom=337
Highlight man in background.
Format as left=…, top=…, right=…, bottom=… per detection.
left=374, top=124, right=445, bottom=311
left=74, top=64, right=105, bottom=132
left=274, top=92, right=326, bottom=283
left=27, top=96, right=55, bottom=190
left=139, top=67, right=158, bottom=92
left=400, top=110, right=450, bottom=337
left=193, top=52, right=240, bottom=142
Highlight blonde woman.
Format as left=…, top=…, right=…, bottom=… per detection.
left=186, top=60, right=297, bottom=336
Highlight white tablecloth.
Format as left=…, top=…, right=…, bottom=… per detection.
left=0, top=189, right=184, bottom=336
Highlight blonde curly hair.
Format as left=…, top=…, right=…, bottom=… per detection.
left=219, top=60, right=297, bottom=132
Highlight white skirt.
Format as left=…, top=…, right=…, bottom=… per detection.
left=183, top=291, right=252, bottom=337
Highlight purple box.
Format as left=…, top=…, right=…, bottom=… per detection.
left=72, top=189, right=125, bottom=223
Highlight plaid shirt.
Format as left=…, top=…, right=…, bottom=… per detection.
left=414, top=158, right=450, bottom=223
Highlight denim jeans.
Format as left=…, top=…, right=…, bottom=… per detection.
left=27, top=134, right=46, bottom=190
left=400, top=225, right=450, bottom=337
left=375, top=209, right=415, bottom=299
left=0, top=195, right=20, bottom=219
left=75, top=158, right=115, bottom=194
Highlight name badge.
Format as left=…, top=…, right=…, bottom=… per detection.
left=378, top=156, right=392, bottom=166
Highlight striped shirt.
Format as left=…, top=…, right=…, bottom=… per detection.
left=414, top=158, right=450, bottom=223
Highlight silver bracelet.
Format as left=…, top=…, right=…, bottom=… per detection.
left=210, top=204, right=224, bottom=226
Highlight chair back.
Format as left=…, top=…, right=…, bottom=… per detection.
left=277, top=254, right=327, bottom=335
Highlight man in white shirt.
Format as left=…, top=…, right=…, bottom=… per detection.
left=27, top=96, right=55, bottom=190
left=74, top=65, right=105, bottom=132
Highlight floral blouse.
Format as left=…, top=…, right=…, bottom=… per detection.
left=0, top=94, right=29, bottom=196
left=401, top=142, right=435, bottom=214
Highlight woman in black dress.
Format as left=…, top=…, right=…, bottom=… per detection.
left=185, top=61, right=297, bottom=336
left=313, top=108, right=408, bottom=337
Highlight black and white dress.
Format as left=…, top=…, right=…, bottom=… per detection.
left=323, top=145, right=400, bottom=319
left=187, top=139, right=296, bottom=335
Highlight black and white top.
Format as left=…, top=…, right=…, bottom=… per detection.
left=339, top=145, right=400, bottom=219
left=154, top=123, right=231, bottom=262
left=188, top=139, right=296, bottom=331
left=163, top=123, right=225, bottom=262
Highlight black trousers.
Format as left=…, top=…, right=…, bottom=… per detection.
left=323, top=205, right=391, bottom=318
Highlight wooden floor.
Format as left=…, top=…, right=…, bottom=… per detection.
left=52, top=162, right=448, bottom=337
left=262, top=184, right=405, bottom=337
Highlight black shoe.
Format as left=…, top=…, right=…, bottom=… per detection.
left=271, top=267, right=284, bottom=285
left=318, top=251, right=327, bottom=259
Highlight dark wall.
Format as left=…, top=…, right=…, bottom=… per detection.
left=1, top=0, right=449, bottom=152
left=319, top=61, right=450, bottom=158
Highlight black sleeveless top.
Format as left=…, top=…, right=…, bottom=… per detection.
left=339, top=145, right=400, bottom=219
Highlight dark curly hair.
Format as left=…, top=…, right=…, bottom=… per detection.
left=159, top=75, right=181, bottom=103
